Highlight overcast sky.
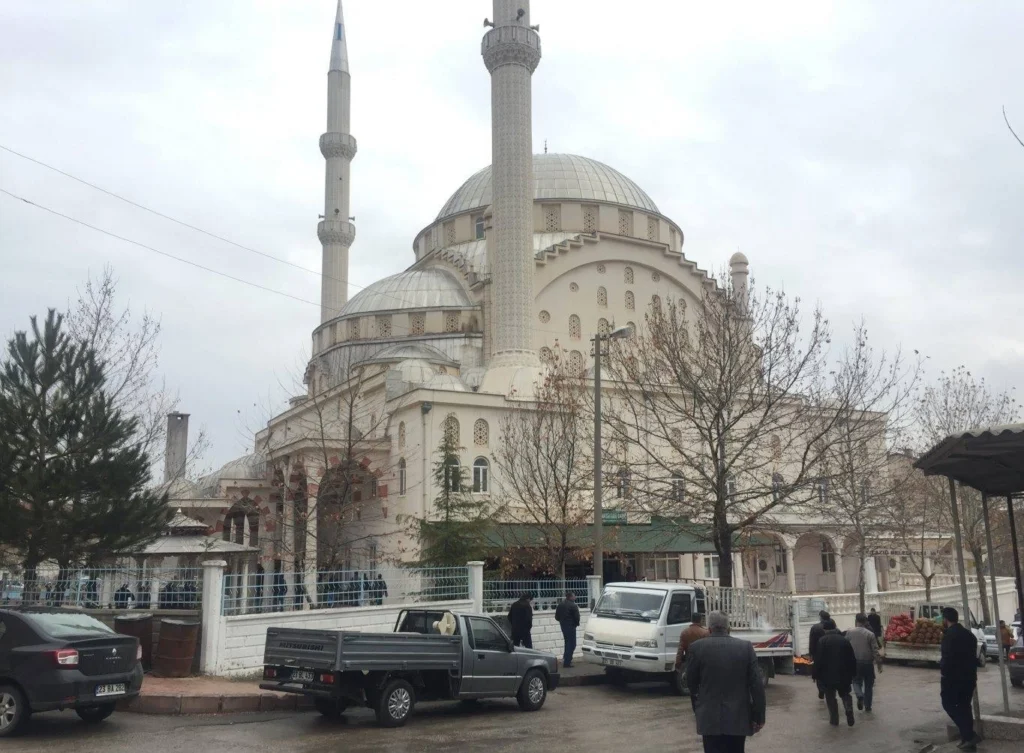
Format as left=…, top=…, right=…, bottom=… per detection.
left=2, top=0, right=1022, bottom=475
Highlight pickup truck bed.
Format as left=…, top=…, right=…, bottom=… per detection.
left=264, top=627, right=463, bottom=673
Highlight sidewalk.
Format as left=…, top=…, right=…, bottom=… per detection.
left=123, top=663, right=607, bottom=715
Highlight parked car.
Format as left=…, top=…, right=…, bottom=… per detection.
left=0, top=607, right=143, bottom=737
left=983, top=626, right=1002, bottom=661
left=1009, top=644, right=1024, bottom=688
left=260, top=608, right=559, bottom=727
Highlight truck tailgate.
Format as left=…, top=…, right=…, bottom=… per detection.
left=264, top=628, right=341, bottom=669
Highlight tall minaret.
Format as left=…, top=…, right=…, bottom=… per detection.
left=482, top=1, right=541, bottom=371
left=318, top=0, right=356, bottom=322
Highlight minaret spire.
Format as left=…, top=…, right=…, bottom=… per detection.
left=481, top=0, right=542, bottom=377
left=318, top=0, right=356, bottom=322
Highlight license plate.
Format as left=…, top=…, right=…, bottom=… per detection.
left=95, top=683, right=126, bottom=697
left=601, top=657, right=623, bottom=667
left=292, top=670, right=315, bottom=683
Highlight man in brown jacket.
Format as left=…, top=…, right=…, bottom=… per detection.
left=675, top=612, right=710, bottom=669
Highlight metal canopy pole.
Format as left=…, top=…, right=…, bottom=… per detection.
left=980, top=492, right=1010, bottom=714
left=947, top=477, right=981, bottom=723
left=592, top=334, right=604, bottom=586
left=1006, top=494, right=1024, bottom=622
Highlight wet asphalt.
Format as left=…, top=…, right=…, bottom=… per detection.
left=2, top=666, right=1021, bottom=753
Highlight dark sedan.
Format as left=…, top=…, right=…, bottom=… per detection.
left=1010, top=643, right=1024, bottom=689
left=0, top=607, right=143, bottom=737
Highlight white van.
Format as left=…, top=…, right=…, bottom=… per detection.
left=580, top=582, right=793, bottom=693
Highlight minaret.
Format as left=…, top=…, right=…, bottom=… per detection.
left=482, top=0, right=541, bottom=372
left=318, top=0, right=356, bottom=322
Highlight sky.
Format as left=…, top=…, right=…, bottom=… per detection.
left=2, top=0, right=1022, bottom=476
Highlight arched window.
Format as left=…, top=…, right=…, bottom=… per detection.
left=444, top=457, right=462, bottom=492
left=726, top=474, right=737, bottom=498
left=569, top=350, right=584, bottom=376
left=369, top=475, right=378, bottom=499
left=443, top=414, right=460, bottom=446
left=625, top=290, right=635, bottom=310
left=616, top=468, right=631, bottom=499
left=539, top=346, right=552, bottom=363
left=473, top=457, right=490, bottom=494
left=671, top=472, right=685, bottom=503
left=816, top=477, right=829, bottom=504
left=473, top=418, right=489, bottom=446
left=398, top=458, right=407, bottom=495
left=597, top=286, right=608, bottom=307
left=398, top=421, right=406, bottom=449
left=821, top=538, right=837, bottom=573
left=569, top=314, right=581, bottom=340
left=598, top=318, right=610, bottom=336
left=624, top=266, right=634, bottom=285
left=651, top=294, right=662, bottom=309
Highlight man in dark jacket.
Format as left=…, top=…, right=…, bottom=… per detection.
left=807, top=610, right=831, bottom=699
left=508, top=594, right=534, bottom=648
left=555, top=592, right=581, bottom=667
left=867, top=608, right=883, bottom=639
left=685, top=611, right=766, bottom=753
left=940, top=607, right=980, bottom=751
left=812, top=619, right=857, bottom=727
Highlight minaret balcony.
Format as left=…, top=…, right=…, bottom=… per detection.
left=319, top=132, right=358, bottom=160
left=318, top=220, right=356, bottom=246
left=482, top=25, right=541, bottom=73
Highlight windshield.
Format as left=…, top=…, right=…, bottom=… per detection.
left=22, top=611, right=114, bottom=640
left=594, top=589, right=665, bottom=622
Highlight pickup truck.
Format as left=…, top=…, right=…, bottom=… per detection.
left=259, top=608, right=559, bottom=727
left=883, top=603, right=986, bottom=668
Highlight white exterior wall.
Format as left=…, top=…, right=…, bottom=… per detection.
left=527, top=609, right=592, bottom=655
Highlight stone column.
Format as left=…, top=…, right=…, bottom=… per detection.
left=586, top=575, right=603, bottom=610
left=283, top=496, right=296, bottom=606
left=733, top=552, right=745, bottom=589
left=785, top=547, right=798, bottom=595
left=864, top=556, right=880, bottom=594
left=304, top=475, right=319, bottom=609
left=240, top=521, right=251, bottom=615
left=467, top=561, right=485, bottom=612
left=835, top=551, right=846, bottom=595
left=200, top=560, right=227, bottom=675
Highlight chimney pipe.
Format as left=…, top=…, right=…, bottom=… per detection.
left=164, top=412, right=190, bottom=483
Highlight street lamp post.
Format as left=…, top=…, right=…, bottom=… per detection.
left=592, top=325, right=632, bottom=586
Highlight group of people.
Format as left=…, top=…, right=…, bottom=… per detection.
left=506, top=591, right=582, bottom=668
left=806, top=609, right=882, bottom=726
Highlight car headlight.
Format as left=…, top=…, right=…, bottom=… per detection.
left=583, top=633, right=595, bottom=642
left=634, top=639, right=659, bottom=648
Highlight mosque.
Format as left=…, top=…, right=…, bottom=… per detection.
left=165, top=1, right=960, bottom=602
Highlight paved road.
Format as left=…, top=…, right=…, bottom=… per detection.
left=3, top=666, right=1021, bottom=753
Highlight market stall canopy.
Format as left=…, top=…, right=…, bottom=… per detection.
left=914, top=423, right=1024, bottom=495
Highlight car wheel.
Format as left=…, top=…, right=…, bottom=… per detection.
left=0, top=685, right=28, bottom=738
left=517, top=669, right=547, bottom=711
left=76, top=704, right=116, bottom=724
left=374, top=679, right=414, bottom=728
left=314, top=698, right=349, bottom=719
left=668, top=665, right=687, bottom=696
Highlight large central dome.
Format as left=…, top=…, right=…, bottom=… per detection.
left=435, top=153, right=659, bottom=221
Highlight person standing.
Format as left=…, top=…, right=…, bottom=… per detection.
left=555, top=591, right=581, bottom=667
left=867, top=608, right=883, bottom=639
left=812, top=619, right=857, bottom=727
left=941, top=607, right=981, bottom=751
left=808, top=610, right=831, bottom=700
left=675, top=612, right=711, bottom=670
left=508, top=593, right=534, bottom=648
left=685, top=611, right=766, bottom=753
left=846, top=613, right=881, bottom=712
left=999, top=620, right=1014, bottom=658
left=375, top=573, right=388, bottom=606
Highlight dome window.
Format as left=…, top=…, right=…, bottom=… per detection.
left=411, top=312, right=425, bottom=335
left=583, top=204, right=598, bottom=233
left=544, top=204, right=561, bottom=232
left=625, top=290, right=635, bottom=310
left=348, top=318, right=360, bottom=340
left=444, top=311, right=460, bottom=333
left=618, top=210, right=633, bottom=236
left=647, top=216, right=658, bottom=241
left=474, top=214, right=485, bottom=239
left=443, top=220, right=456, bottom=246
left=376, top=315, right=392, bottom=338
left=624, top=266, right=634, bottom=285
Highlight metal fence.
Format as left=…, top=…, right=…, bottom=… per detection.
left=482, top=579, right=589, bottom=613
left=0, top=566, right=203, bottom=611
left=697, top=585, right=793, bottom=630
left=221, top=566, right=470, bottom=615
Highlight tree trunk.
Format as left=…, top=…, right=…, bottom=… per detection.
left=858, top=546, right=867, bottom=614
left=22, top=560, right=39, bottom=605
left=972, top=553, right=991, bottom=625
left=924, top=573, right=933, bottom=602
left=717, top=528, right=734, bottom=588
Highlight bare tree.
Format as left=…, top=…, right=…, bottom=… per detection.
left=916, top=365, right=1019, bottom=623
left=492, top=347, right=594, bottom=580
left=601, top=275, right=844, bottom=587
left=820, top=324, right=922, bottom=611
left=65, top=266, right=207, bottom=478
left=887, top=455, right=951, bottom=601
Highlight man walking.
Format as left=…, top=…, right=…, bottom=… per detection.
left=508, top=593, right=534, bottom=648
left=555, top=591, right=581, bottom=667
left=675, top=612, right=710, bottom=670
left=813, top=618, right=857, bottom=727
left=685, top=611, right=766, bottom=753
left=940, top=607, right=981, bottom=751
left=846, top=613, right=881, bottom=713
left=867, top=608, right=883, bottom=639
left=807, top=610, right=831, bottom=699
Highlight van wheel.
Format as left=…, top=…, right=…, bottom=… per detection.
left=314, top=698, right=350, bottom=718
left=668, top=665, right=687, bottom=696
left=76, top=704, right=116, bottom=724
left=0, top=685, right=28, bottom=738
left=375, top=679, right=414, bottom=728
left=517, top=669, right=547, bottom=711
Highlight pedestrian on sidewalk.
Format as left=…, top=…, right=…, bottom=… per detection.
left=846, top=613, right=881, bottom=713
left=807, top=610, right=831, bottom=700
left=685, top=611, right=766, bottom=753
left=999, top=620, right=1014, bottom=659
left=812, top=618, right=857, bottom=727
left=940, top=607, right=981, bottom=751
left=555, top=591, right=581, bottom=667
left=675, top=612, right=710, bottom=670
left=508, top=593, right=534, bottom=648
left=867, top=608, right=883, bottom=640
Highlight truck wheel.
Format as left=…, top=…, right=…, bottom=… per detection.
left=517, top=669, right=547, bottom=711
left=314, top=698, right=350, bottom=719
left=375, top=679, right=414, bottom=728
left=75, top=704, right=116, bottom=724
left=0, top=685, right=28, bottom=738
left=668, top=665, right=687, bottom=696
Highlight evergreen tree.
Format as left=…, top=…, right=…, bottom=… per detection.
left=416, top=418, right=493, bottom=569
left=0, top=310, right=171, bottom=598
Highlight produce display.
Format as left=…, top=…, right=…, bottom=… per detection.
left=884, top=614, right=943, bottom=645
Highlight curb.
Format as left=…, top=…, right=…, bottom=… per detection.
left=559, top=672, right=608, bottom=688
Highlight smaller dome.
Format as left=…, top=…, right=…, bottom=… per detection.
left=424, top=373, right=467, bottom=392
left=159, top=477, right=202, bottom=501
left=390, top=358, right=438, bottom=385
left=730, top=251, right=749, bottom=267
left=198, top=453, right=267, bottom=496
left=364, top=342, right=456, bottom=366
left=339, top=268, right=473, bottom=316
